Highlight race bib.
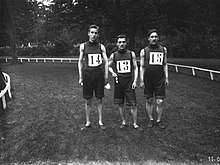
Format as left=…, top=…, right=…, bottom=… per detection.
left=88, top=54, right=102, bottom=67
left=149, top=52, right=164, bottom=65
left=116, top=60, right=131, bottom=73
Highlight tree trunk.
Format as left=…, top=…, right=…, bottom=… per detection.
left=114, top=0, right=122, bottom=36
left=7, top=0, right=20, bottom=64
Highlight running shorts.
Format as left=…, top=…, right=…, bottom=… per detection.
left=83, top=68, right=104, bottom=99
left=144, top=69, right=165, bottom=99
left=114, top=76, right=136, bottom=106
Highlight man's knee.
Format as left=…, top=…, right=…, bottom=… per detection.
left=156, top=99, right=164, bottom=107
left=130, top=105, right=137, bottom=112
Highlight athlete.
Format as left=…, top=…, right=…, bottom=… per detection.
left=109, top=34, right=143, bottom=131
left=139, top=29, right=169, bottom=129
left=78, top=24, right=108, bottom=130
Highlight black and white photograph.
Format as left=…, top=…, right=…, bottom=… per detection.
left=0, top=0, right=219, bottom=164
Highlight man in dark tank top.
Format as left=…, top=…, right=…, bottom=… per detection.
left=108, top=34, right=143, bottom=131
left=140, top=29, right=169, bottom=129
left=78, top=25, right=109, bottom=130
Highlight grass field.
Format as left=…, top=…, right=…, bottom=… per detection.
left=167, top=58, right=220, bottom=81
left=0, top=62, right=220, bottom=165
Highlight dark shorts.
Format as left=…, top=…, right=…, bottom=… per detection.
left=83, top=69, right=104, bottom=99
left=144, top=69, right=165, bottom=100
left=114, top=76, right=136, bottom=106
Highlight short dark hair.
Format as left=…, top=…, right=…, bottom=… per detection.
left=148, top=29, right=159, bottom=37
left=116, top=34, right=127, bottom=42
left=88, top=24, right=99, bottom=32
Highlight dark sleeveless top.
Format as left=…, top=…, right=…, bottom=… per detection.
left=113, top=50, right=133, bottom=77
left=84, top=41, right=103, bottom=71
left=144, top=45, right=165, bottom=73
left=144, top=45, right=165, bottom=79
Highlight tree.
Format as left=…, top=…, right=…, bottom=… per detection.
left=2, top=0, right=19, bottom=64
left=2, top=0, right=218, bottom=58
left=0, top=0, right=25, bottom=64
left=156, top=0, right=219, bottom=58
left=13, top=0, right=38, bottom=45
left=66, top=0, right=158, bottom=50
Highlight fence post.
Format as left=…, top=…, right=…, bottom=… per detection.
left=192, top=68, right=195, bottom=76
left=210, top=71, right=214, bottom=80
left=175, top=66, right=178, bottom=73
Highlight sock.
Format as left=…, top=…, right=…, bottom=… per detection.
left=99, top=121, right=103, bottom=126
left=85, top=122, right=91, bottom=126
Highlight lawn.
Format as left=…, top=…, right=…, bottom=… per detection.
left=0, top=62, right=219, bottom=165
left=167, top=58, right=220, bottom=81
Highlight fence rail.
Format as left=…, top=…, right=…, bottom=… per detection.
left=1, top=57, right=220, bottom=81
left=2, top=57, right=78, bottom=63
left=168, top=63, right=220, bottom=81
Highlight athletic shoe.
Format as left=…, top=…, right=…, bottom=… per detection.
left=99, top=124, right=107, bottom=130
left=120, top=123, right=127, bottom=129
left=156, top=121, right=166, bottom=129
left=133, top=125, right=144, bottom=132
left=147, top=120, right=154, bottom=128
left=81, top=124, right=91, bottom=131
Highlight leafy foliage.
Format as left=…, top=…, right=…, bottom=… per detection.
left=0, top=0, right=219, bottom=58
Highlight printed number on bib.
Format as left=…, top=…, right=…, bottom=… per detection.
left=88, top=54, right=102, bottom=67
left=116, top=60, right=131, bottom=73
left=149, top=52, right=164, bottom=65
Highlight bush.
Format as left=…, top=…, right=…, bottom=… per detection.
left=164, top=29, right=219, bottom=58
left=0, top=47, right=10, bottom=56
left=16, top=45, right=53, bottom=57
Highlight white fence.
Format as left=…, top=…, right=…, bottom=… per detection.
left=1, top=57, right=220, bottom=81
left=0, top=72, right=12, bottom=109
left=3, top=57, right=78, bottom=63
left=168, top=63, right=220, bottom=81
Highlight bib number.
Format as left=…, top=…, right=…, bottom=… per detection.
left=116, top=60, right=131, bottom=73
left=149, top=52, right=164, bottom=65
left=88, top=54, right=102, bottom=67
